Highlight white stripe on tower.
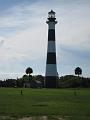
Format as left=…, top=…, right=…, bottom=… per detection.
left=46, top=64, right=57, bottom=76
left=45, top=10, right=58, bottom=88
left=47, top=41, right=56, bottom=53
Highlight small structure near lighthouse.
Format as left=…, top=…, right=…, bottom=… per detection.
left=45, top=10, right=58, bottom=88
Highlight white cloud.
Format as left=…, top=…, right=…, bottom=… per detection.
left=0, top=0, right=90, bottom=79
left=0, top=36, right=4, bottom=47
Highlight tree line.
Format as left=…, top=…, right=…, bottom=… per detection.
left=0, top=67, right=90, bottom=88
left=0, top=75, right=90, bottom=88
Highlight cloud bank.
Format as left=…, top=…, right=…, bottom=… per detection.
left=0, top=0, right=90, bottom=79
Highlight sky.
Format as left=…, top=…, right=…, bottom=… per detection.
left=0, top=0, right=90, bottom=80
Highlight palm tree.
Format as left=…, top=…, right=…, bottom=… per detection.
left=26, top=67, right=33, bottom=86
left=26, top=67, right=33, bottom=76
left=75, top=67, right=82, bottom=77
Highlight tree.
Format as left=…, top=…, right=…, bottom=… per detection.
left=26, top=67, right=33, bottom=86
left=75, top=67, right=82, bottom=77
left=26, top=67, right=33, bottom=76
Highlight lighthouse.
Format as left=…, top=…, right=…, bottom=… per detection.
left=45, top=10, right=58, bottom=88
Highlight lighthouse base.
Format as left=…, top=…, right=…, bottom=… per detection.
left=45, top=76, right=57, bottom=88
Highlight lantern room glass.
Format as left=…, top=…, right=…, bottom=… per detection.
left=48, top=10, right=55, bottom=18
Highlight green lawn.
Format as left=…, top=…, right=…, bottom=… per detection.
left=0, top=88, right=90, bottom=120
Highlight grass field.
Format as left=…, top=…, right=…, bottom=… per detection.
left=0, top=88, right=90, bottom=120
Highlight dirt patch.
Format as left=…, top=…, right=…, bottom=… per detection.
left=19, top=117, right=32, bottom=120
left=58, top=118, right=64, bottom=120
left=19, top=116, right=48, bottom=120
left=0, top=116, right=65, bottom=120
left=18, top=116, right=65, bottom=120
left=0, top=116, right=15, bottom=120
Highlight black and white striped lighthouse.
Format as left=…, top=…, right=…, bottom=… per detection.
left=45, top=10, right=58, bottom=88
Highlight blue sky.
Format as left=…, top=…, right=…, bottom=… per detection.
left=0, top=0, right=90, bottom=79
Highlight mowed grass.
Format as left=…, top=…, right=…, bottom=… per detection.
left=0, top=88, right=90, bottom=120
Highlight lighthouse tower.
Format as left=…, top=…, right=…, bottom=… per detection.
left=45, top=10, right=58, bottom=88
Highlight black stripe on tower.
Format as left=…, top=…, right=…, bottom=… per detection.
left=46, top=53, right=56, bottom=64
left=48, top=29, right=55, bottom=41
left=45, top=76, right=57, bottom=88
